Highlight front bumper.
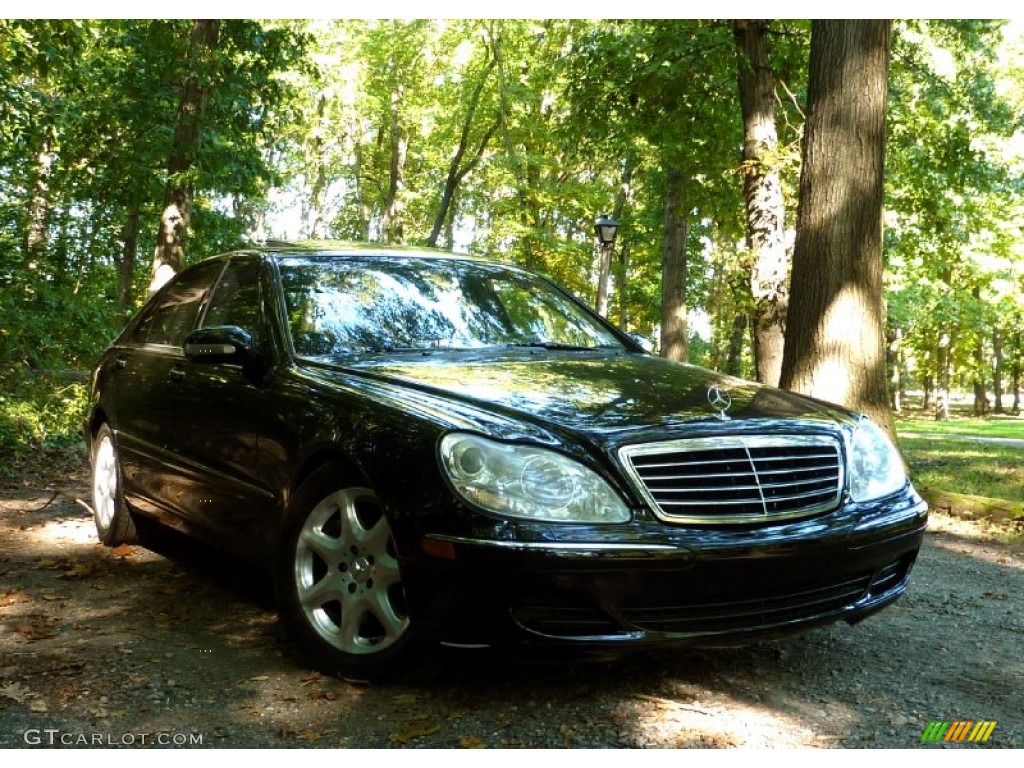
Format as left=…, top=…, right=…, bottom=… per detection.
left=403, top=486, right=928, bottom=651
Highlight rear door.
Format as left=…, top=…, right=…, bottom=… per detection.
left=103, top=259, right=226, bottom=521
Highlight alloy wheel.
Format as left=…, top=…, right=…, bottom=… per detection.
left=293, top=487, right=409, bottom=655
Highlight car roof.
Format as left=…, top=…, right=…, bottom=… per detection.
left=262, top=240, right=498, bottom=263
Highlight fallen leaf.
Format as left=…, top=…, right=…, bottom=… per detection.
left=112, top=544, right=134, bottom=558
left=389, top=722, right=441, bottom=744
left=392, top=693, right=420, bottom=706
left=0, top=682, right=31, bottom=703
left=29, top=699, right=48, bottom=713
left=14, top=618, right=58, bottom=640
left=307, top=689, right=339, bottom=702
left=63, top=561, right=99, bottom=579
left=458, top=736, right=486, bottom=748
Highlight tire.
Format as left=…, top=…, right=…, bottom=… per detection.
left=275, top=464, right=418, bottom=680
left=90, top=424, right=138, bottom=546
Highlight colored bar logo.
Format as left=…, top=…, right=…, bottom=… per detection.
left=920, top=721, right=997, bottom=743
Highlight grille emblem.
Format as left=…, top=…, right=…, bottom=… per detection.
left=707, top=386, right=732, bottom=421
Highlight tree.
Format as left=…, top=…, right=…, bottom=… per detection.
left=734, top=19, right=789, bottom=386
left=149, top=19, right=221, bottom=294
left=779, top=20, right=894, bottom=432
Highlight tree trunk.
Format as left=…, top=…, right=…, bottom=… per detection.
left=888, top=327, right=904, bottom=413
left=726, top=310, right=746, bottom=377
left=427, top=54, right=498, bottom=248
left=149, top=19, right=221, bottom=295
left=352, top=142, right=371, bottom=241
left=380, top=88, right=408, bottom=245
left=972, top=288, right=988, bottom=416
left=595, top=244, right=613, bottom=318
left=936, top=334, right=952, bottom=421
left=778, top=20, right=894, bottom=434
left=25, top=127, right=56, bottom=258
left=596, top=163, right=633, bottom=317
left=660, top=167, right=688, bottom=362
left=119, top=211, right=140, bottom=322
left=734, top=19, right=788, bottom=387
left=1012, top=326, right=1021, bottom=414
left=992, top=328, right=1003, bottom=414
left=617, top=242, right=631, bottom=331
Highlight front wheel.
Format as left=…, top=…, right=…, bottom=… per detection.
left=90, top=424, right=138, bottom=546
left=275, top=465, right=418, bottom=680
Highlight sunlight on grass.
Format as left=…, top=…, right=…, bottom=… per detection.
left=901, top=437, right=1023, bottom=503
left=897, top=418, right=1024, bottom=440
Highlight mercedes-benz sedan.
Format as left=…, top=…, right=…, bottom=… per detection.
left=86, top=243, right=928, bottom=679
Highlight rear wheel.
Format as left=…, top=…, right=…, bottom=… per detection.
left=90, top=424, right=138, bottom=546
left=275, top=465, right=417, bottom=680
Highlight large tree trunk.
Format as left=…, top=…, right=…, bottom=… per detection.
left=660, top=167, right=688, bottom=362
left=778, top=20, right=894, bottom=434
left=734, top=19, right=788, bottom=387
left=149, top=19, right=221, bottom=294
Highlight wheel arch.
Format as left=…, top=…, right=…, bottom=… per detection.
left=291, top=449, right=371, bottom=505
left=88, top=407, right=109, bottom=441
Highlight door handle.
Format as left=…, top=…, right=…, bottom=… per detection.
left=169, top=367, right=185, bottom=383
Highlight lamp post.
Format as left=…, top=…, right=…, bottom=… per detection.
left=594, top=214, right=619, bottom=317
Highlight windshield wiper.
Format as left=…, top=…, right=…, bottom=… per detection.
left=507, top=341, right=613, bottom=352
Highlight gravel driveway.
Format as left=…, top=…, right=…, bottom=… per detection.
left=1, top=465, right=1020, bottom=749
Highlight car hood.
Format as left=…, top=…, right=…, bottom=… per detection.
left=322, top=350, right=858, bottom=445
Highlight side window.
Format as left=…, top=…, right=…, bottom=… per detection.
left=200, top=259, right=264, bottom=344
left=131, top=261, right=224, bottom=347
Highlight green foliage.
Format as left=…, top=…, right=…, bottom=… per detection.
left=1, top=18, right=1024, bottom=463
left=0, top=375, right=89, bottom=465
left=886, top=20, right=1024, bottom=401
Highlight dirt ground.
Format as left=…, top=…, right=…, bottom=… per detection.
left=1, top=452, right=1021, bottom=749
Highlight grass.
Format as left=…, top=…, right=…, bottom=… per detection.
left=891, top=396, right=1023, bottom=534
left=897, top=417, right=1024, bottom=441
left=900, top=438, right=1023, bottom=503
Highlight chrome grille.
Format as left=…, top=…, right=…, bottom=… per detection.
left=619, top=434, right=843, bottom=524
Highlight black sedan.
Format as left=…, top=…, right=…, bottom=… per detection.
left=86, top=243, right=927, bottom=679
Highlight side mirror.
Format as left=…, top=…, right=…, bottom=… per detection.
left=184, top=326, right=256, bottom=363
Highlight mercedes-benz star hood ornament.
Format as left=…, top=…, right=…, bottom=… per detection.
left=707, top=385, right=733, bottom=421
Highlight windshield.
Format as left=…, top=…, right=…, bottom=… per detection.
left=277, top=256, right=623, bottom=359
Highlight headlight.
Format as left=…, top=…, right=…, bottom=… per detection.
left=439, top=433, right=630, bottom=524
left=848, top=418, right=907, bottom=502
